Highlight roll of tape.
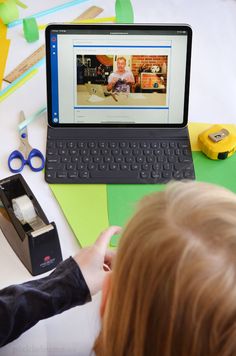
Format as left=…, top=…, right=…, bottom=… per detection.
left=12, top=195, right=37, bottom=224
left=23, top=17, right=39, bottom=43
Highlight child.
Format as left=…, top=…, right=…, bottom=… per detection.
left=94, top=181, right=236, bottom=356
left=2, top=181, right=236, bottom=355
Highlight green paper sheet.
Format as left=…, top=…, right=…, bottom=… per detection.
left=50, top=184, right=109, bottom=247
left=107, top=184, right=165, bottom=246
left=193, top=151, right=236, bottom=191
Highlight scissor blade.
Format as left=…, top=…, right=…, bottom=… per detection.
left=19, top=111, right=28, bottom=136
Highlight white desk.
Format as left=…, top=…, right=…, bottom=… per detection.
left=0, top=0, right=236, bottom=354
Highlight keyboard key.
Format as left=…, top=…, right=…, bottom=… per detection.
left=142, top=163, right=151, bottom=171
left=91, top=149, right=99, bottom=155
left=47, top=148, right=57, bottom=155
left=67, top=141, right=76, bottom=148
left=115, top=156, right=123, bottom=163
left=151, top=171, right=161, bottom=179
left=104, top=156, right=113, bottom=163
left=111, top=149, right=120, bottom=155
left=47, top=141, right=55, bottom=148
left=131, top=164, right=139, bottom=170
left=130, top=142, right=138, bottom=148
left=77, top=163, right=85, bottom=170
left=99, top=164, right=107, bottom=171
left=91, top=170, right=137, bottom=179
left=122, top=149, right=131, bottom=155
left=61, top=156, right=71, bottom=163
left=46, top=171, right=56, bottom=179
left=68, top=171, right=78, bottom=178
left=120, top=163, right=129, bottom=170
left=67, top=163, right=76, bottom=170
left=125, top=156, right=134, bottom=163
left=88, top=163, right=97, bottom=171
left=72, top=156, right=80, bottom=162
left=47, top=155, right=59, bottom=163
left=58, top=148, right=68, bottom=155
left=136, top=156, right=144, bottom=163
left=98, top=141, right=106, bottom=148
left=162, top=171, right=172, bottom=178
left=173, top=171, right=183, bottom=179
left=151, top=142, right=160, bottom=148
left=82, top=157, right=90, bottom=163
left=147, top=156, right=155, bottom=163
left=56, top=141, right=66, bottom=148
left=110, top=163, right=119, bottom=170
left=57, top=171, right=67, bottom=178
left=109, top=141, right=117, bottom=148
left=140, top=171, right=149, bottom=179
left=88, top=141, right=96, bottom=148
left=78, top=142, right=86, bottom=148
left=140, top=142, right=149, bottom=148
left=79, top=171, right=90, bottom=179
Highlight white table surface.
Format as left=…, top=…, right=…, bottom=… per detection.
left=0, top=0, right=236, bottom=354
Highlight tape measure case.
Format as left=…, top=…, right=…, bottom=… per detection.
left=198, top=124, right=236, bottom=160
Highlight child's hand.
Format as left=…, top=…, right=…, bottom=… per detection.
left=73, top=226, right=122, bottom=296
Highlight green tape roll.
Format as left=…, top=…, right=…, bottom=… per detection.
left=23, top=17, right=39, bottom=43
left=115, top=0, right=134, bottom=23
left=0, top=0, right=19, bottom=25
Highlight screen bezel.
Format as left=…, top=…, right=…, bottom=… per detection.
left=45, top=23, right=192, bottom=128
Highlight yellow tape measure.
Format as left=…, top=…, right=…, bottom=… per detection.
left=198, top=124, right=236, bottom=160
left=4, top=44, right=45, bottom=83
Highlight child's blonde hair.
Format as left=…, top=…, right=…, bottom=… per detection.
left=94, top=181, right=236, bottom=356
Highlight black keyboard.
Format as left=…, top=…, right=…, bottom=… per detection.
left=45, top=139, right=195, bottom=184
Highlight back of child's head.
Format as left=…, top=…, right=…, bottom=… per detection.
left=94, top=181, right=236, bottom=356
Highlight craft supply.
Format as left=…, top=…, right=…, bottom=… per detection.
left=12, top=195, right=37, bottom=225
left=0, top=23, right=10, bottom=89
left=18, top=106, right=46, bottom=131
left=73, top=5, right=103, bottom=21
left=198, top=124, right=236, bottom=160
left=0, top=0, right=19, bottom=24
left=0, top=68, right=37, bottom=101
left=50, top=184, right=109, bottom=247
left=0, top=174, right=62, bottom=276
left=4, top=45, right=45, bottom=83
left=0, top=68, right=38, bottom=102
left=7, top=0, right=90, bottom=28
left=8, top=111, right=45, bottom=173
left=115, top=0, right=134, bottom=23
left=0, top=17, right=7, bottom=36
left=73, top=16, right=116, bottom=23
left=15, top=0, right=27, bottom=9
left=23, top=17, right=39, bottom=43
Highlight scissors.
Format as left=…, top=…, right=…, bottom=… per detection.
left=8, top=111, right=45, bottom=173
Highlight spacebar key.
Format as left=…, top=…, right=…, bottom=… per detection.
left=90, top=170, right=138, bottom=179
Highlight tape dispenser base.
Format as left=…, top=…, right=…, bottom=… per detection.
left=0, top=174, right=62, bottom=276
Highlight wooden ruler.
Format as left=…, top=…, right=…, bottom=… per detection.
left=73, top=6, right=103, bottom=21
left=4, top=44, right=45, bottom=83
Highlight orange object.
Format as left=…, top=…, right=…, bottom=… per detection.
left=0, top=19, right=10, bottom=89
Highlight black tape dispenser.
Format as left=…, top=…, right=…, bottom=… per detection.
left=0, top=174, right=62, bottom=275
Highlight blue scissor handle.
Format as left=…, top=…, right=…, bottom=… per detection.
left=8, top=150, right=25, bottom=173
left=8, top=149, right=45, bottom=173
left=28, top=148, right=45, bottom=172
